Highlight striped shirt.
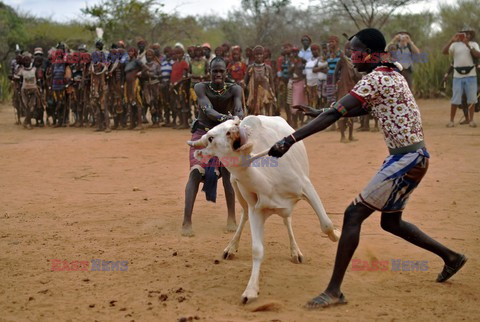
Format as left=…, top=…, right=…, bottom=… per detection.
left=327, top=51, right=341, bottom=75
left=160, top=59, right=174, bottom=83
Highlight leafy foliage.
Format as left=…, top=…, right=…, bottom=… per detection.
left=1, top=0, right=479, bottom=101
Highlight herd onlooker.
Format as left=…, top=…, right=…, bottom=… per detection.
left=387, top=32, right=420, bottom=91
left=442, top=27, right=480, bottom=128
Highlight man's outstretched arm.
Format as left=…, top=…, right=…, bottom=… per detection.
left=269, top=94, right=367, bottom=157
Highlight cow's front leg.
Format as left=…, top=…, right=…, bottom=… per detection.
left=283, top=216, right=304, bottom=264
left=223, top=208, right=248, bottom=259
left=242, top=208, right=265, bottom=304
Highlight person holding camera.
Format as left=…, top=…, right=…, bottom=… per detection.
left=442, top=27, right=480, bottom=128
left=387, top=32, right=420, bottom=91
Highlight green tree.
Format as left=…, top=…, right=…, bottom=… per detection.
left=0, top=2, right=29, bottom=63
left=317, top=0, right=424, bottom=29
left=81, top=0, right=161, bottom=45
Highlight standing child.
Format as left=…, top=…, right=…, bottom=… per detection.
left=245, top=45, right=275, bottom=116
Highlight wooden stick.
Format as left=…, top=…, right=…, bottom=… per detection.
left=244, top=149, right=270, bottom=166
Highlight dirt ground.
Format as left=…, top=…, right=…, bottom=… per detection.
left=0, top=99, right=479, bottom=322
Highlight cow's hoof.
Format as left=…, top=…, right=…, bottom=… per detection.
left=241, top=290, right=259, bottom=304
left=223, top=244, right=238, bottom=259
left=291, top=253, right=304, bottom=264
left=181, top=225, right=194, bottom=237
left=328, top=228, right=341, bottom=242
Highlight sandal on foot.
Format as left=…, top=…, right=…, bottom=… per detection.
left=436, top=254, right=467, bottom=283
left=306, top=292, right=347, bottom=309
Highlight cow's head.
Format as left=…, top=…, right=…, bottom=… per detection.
left=187, top=118, right=253, bottom=162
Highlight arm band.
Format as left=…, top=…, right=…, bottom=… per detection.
left=333, top=102, right=348, bottom=116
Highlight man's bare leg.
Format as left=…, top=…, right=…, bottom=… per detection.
left=348, top=119, right=356, bottom=141
left=380, top=211, right=464, bottom=269
left=447, top=104, right=458, bottom=127
left=338, top=119, right=348, bottom=143
left=468, top=105, right=476, bottom=127
left=220, top=166, right=237, bottom=231
left=307, top=203, right=373, bottom=308
left=182, top=169, right=203, bottom=236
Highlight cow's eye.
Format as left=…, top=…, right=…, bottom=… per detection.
left=208, top=136, right=213, bottom=143
left=226, top=131, right=230, bottom=136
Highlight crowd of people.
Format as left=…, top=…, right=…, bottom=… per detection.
left=8, top=28, right=479, bottom=137
left=3, top=35, right=387, bottom=138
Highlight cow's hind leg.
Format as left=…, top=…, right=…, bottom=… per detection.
left=283, top=216, right=304, bottom=263
left=303, top=181, right=340, bottom=241
left=223, top=180, right=248, bottom=259
left=242, top=208, right=265, bottom=304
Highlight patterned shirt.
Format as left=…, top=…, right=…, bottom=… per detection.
left=350, top=67, right=424, bottom=149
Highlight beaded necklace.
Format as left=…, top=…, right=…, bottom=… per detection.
left=207, top=82, right=228, bottom=96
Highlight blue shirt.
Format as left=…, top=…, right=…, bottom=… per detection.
left=160, top=59, right=174, bottom=82
left=327, top=51, right=341, bottom=75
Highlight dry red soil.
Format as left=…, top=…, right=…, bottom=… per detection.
left=0, top=99, right=479, bottom=321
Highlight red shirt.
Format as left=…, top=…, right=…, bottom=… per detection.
left=227, top=61, right=247, bottom=83
left=170, top=60, right=189, bottom=84
left=276, top=56, right=284, bottom=73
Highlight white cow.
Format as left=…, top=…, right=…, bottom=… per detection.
left=188, top=115, right=340, bottom=303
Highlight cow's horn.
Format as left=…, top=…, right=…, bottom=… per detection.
left=187, top=136, right=207, bottom=147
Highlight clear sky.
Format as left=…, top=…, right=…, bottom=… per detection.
left=4, top=0, right=458, bottom=23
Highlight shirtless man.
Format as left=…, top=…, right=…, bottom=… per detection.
left=182, top=57, right=244, bottom=236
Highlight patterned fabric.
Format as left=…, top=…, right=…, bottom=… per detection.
left=246, top=64, right=274, bottom=115
left=350, top=67, right=424, bottom=149
left=227, top=61, right=247, bottom=83
left=327, top=51, right=341, bottom=75
left=52, top=64, right=66, bottom=91
left=189, top=129, right=208, bottom=173
left=334, top=102, right=347, bottom=115
left=355, top=148, right=429, bottom=212
left=326, top=74, right=336, bottom=104
left=160, top=59, right=173, bottom=82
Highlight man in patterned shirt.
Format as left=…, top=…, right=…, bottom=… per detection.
left=268, top=28, right=467, bottom=309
